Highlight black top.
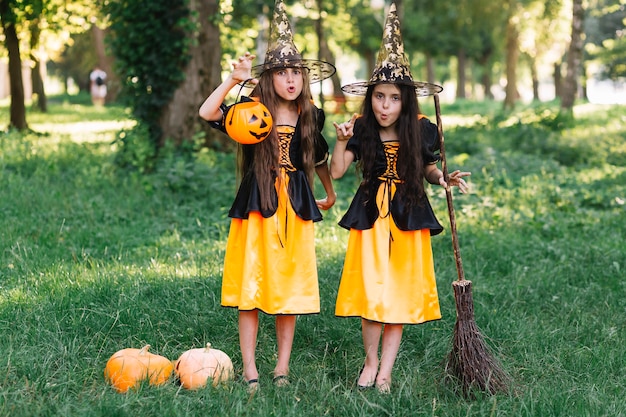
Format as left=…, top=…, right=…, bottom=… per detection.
left=338, top=117, right=444, bottom=235
left=209, top=99, right=329, bottom=222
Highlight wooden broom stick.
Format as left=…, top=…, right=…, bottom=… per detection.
left=433, top=94, right=510, bottom=396
left=434, top=95, right=464, bottom=283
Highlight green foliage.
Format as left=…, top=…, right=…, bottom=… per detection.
left=589, top=34, right=626, bottom=80
left=112, top=123, right=158, bottom=173
left=49, top=31, right=98, bottom=92
left=404, top=0, right=506, bottom=61
left=104, top=0, right=193, bottom=146
left=342, top=1, right=383, bottom=55
left=586, top=0, right=626, bottom=80
left=1, top=100, right=626, bottom=416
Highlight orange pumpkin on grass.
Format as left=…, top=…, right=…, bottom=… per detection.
left=104, top=344, right=174, bottom=393
left=175, top=342, right=234, bottom=389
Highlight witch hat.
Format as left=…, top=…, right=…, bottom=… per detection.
left=250, top=0, right=336, bottom=83
left=341, top=2, right=442, bottom=96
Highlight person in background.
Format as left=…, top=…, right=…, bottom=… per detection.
left=198, top=0, right=336, bottom=394
left=89, top=66, right=107, bottom=106
left=330, top=3, right=470, bottom=394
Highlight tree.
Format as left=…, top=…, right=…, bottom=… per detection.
left=314, top=0, right=343, bottom=107
left=105, top=0, right=233, bottom=153
left=342, top=0, right=384, bottom=80
left=29, top=17, right=47, bottom=112
left=404, top=0, right=504, bottom=99
left=0, top=0, right=28, bottom=130
left=52, top=30, right=98, bottom=93
left=586, top=0, right=626, bottom=81
left=561, top=0, right=585, bottom=111
left=503, top=6, right=520, bottom=110
left=160, top=0, right=223, bottom=148
left=1, top=0, right=97, bottom=127
left=501, top=0, right=548, bottom=109
left=107, top=0, right=184, bottom=148
left=404, top=0, right=459, bottom=88
left=516, top=0, right=570, bottom=101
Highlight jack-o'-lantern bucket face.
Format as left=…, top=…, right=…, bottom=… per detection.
left=225, top=101, right=273, bottom=145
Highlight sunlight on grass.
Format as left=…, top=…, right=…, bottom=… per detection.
left=576, top=165, right=626, bottom=183
left=440, top=113, right=486, bottom=127
left=30, top=120, right=135, bottom=143
left=0, top=287, right=30, bottom=305
left=30, top=119, right=135, bottom=134
left=103, top=229, right=231, bottom=281
left=574, top=102, right=622, bottom=116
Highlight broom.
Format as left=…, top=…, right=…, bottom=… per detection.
left=433, top=94, right=510, bottom=396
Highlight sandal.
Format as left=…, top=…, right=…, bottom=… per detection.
left=272, top=375, right=290, bottom=387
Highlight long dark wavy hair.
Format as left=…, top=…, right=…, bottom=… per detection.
left=237, top=68, right=317, bottom=211
left=357, top=83, right=426, bottom=207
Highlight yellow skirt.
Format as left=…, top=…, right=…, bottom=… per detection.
left=221, top=172, right=320, bottom=315
left=335, top=181, right=441, bottom=324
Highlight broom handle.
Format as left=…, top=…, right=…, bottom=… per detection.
left=433, top=94, right=465, bottom=282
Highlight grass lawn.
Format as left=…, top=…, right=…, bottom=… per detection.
left=1, top=95, right=625, bottom=416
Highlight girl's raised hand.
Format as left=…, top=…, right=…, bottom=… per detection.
left=231, top=52, right=258, bottom=85
left=333, top=113, right=358, bottom=142
left=445, top=170, right=471, bottom=194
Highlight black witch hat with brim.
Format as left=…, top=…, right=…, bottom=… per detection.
left=341, top=2, right=442, bottom=97
left=250, top=0, right=336, bottom=84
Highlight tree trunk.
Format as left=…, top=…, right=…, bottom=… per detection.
left=581, top=63, right=588, bottom=100
left=29, top=20, right=47, bottom=112
left=31, top=58, right=46, bottom=111
left=159, top=0, right=227, bottom=148
left=365, top=50, right=376, bottom=80
left=315, top=0, right=325, bottom=107
left=503, top=12, right=519, bottom=110
left=456, top=48, right=466, bottom=99
left=322, top=45, right=343, bottom=112
left=1, top=16, right=28, bottom=130
left=426, top=53, right=435, bottom=85
left=530, top=55, right=539, bottom=101
left=316, top=0, right=343, bottom=112
left=554, top=61, right=562, bottom=98
left=561, top=0, right=584, bottom=111
left=477, top=48, right=493, bottom=100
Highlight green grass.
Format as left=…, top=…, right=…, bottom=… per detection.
left=1, top=96, right=625, bottom=416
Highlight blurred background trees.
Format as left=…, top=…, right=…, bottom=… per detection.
left=1, top=0, right=624, bottom=155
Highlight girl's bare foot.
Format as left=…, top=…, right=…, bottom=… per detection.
left=357, top=366, right=377, bottom=389
left=375, top=377, right=391, bottom=394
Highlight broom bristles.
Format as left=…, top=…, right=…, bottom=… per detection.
left=445, top=280, right=510, bottom=396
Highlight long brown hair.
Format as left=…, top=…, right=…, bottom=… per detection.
left=238, top=68, right=318, bottom=211
left=358, top=83, right=425, bottom=207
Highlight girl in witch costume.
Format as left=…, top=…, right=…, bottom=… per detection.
left=198, top=0, right=336, bottom=393
left=331, top=3, right=470, bottom=394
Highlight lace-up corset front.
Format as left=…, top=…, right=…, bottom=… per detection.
left=277, top=125, right=296, bottom=172
left=378, top=141, right=401, bottom=183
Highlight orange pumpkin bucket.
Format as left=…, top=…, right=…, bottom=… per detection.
left=224, top=79, right=273, bottom=145
left=225, top=100, right=273, bottom=144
